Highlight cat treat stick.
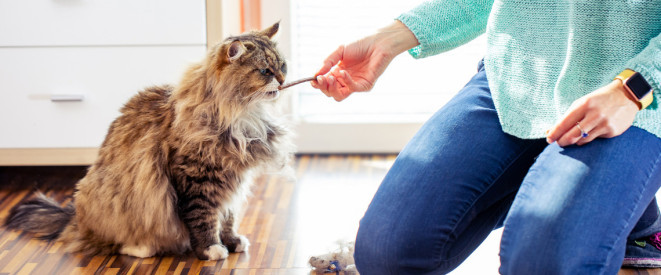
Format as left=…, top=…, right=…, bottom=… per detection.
left=278, top=76, right=316, bottom=90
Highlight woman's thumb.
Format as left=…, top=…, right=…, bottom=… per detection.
left=316, top=45, right=345, bottom=76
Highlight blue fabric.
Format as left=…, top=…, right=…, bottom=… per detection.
left=354, top=60, right=661, bottom=274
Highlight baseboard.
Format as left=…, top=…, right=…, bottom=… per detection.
left=0, top=148, right=98, bottom=166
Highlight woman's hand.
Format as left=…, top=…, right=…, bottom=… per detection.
left=546, top=80, right=640, bottom=147
left=311, top=20, right=418, bottom=101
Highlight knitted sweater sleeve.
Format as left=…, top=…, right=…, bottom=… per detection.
left=625, top=32, right=661, bottom=109
left=396, top=0, right=494, bottom=59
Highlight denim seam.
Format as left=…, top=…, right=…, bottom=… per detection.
left=599, top=145, right=661, bottom=274
left=438, top=139, right=545, bottom=265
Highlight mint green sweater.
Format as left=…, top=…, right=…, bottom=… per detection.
left=398, top=0, right=661, bottom=139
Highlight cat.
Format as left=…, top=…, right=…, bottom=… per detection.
left=4, top=22, right=293, bottom=261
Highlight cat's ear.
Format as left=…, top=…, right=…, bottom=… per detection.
left=227, top=40, right=246, bottom=62
left=260, top=21, right=280, bottom=39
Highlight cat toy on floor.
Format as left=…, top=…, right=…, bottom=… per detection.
left=309, top=241, right=357, bottom=274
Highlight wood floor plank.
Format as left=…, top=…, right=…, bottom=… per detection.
left=269, top=240, right=287, bottom=269
left=173, top=261, right=186, bottom=275
left=154, top=256, right=173, bottom=275
left=16, top=262, right=36, bottom=275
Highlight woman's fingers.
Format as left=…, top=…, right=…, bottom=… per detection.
left=313, top=75, right=331, bottom=97
left=547, top=81, right=639, bottom=147
left=547, top=102, right=585, bottom=145
left=338, top=70, right=365, bottom=92
left=312, top=70, right=356, bottom=102
left=565, top=113, right=601, bottom=146
left=316, top=45, right=345, bottom=77
left=328, top=76, right=345, bottom=101
left=312, top=45, right=345, bottom=98
left=575, top=119, right=608, bottom=146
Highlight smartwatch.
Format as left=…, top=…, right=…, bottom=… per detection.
left=614, top=69, right=654, bottom=110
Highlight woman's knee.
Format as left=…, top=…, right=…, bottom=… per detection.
left=354, top=221, right=394, bottom=274
left=354, top=212, right=454, bottom=274
left=499, top=206, right=624, bottom=274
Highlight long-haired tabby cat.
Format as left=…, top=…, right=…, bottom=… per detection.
left=4, top=22, right=293, bottom=260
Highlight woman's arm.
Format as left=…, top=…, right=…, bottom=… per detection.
left=312, top=20, right=418, bottom=101
left=312, top=0, right=495, bottom=101
left=398, top=0, right=494, bottom=59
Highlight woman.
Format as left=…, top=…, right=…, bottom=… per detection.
left=311, top=0, right=661, bottom=274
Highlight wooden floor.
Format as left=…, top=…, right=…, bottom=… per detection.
left=0, top=155, right=392, bottom=275
left=0, top=154, right=659, bottom=275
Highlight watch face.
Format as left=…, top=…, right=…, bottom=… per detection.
left=627, top=72, right=653, bottom=99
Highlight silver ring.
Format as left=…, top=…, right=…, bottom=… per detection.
left=576, top=122, right=589, bottom=138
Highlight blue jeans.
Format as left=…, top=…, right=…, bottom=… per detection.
left=354, top=60, right=661, bottom=274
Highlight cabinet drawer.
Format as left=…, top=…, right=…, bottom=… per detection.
left=0, top=0, right=206, bottom=46
left=0, top=46, right=206, bottom=148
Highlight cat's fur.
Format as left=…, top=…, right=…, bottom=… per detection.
left=4, top=22, right=293, bottom=260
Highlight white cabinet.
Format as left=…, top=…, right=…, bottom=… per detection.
left=0, top=1, right=206, bottom=47
left=0, top=46, right=204, bottom=148
left=0, top=1, right=208, bottom=162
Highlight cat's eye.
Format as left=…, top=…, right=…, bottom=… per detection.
left=259, top=68, right=273, bottom=76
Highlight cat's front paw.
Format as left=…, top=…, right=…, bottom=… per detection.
left=233, top=235, right=250, bottom=253
left=119, top=245, right=155, bottom=258
left=199, top=244, right=229, bottom=261
left=222, top=234, right=250, bottom=253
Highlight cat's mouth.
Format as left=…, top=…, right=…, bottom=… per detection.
left=265, top=90, right=280, bottom=99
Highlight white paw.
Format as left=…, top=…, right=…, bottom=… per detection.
left=120, top=245, right=154, bottom=258
left=204, top=244, right=229, bottom=260
left=234, top=235, right=250, bottom=253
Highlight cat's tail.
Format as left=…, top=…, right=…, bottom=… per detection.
left=4, top=192, right=74, bottom=241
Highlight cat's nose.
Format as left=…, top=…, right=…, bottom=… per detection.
left=275, top=73, right=285, bottom=85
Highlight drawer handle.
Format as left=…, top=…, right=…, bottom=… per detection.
left=50, top=94, right=85, bottom=102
